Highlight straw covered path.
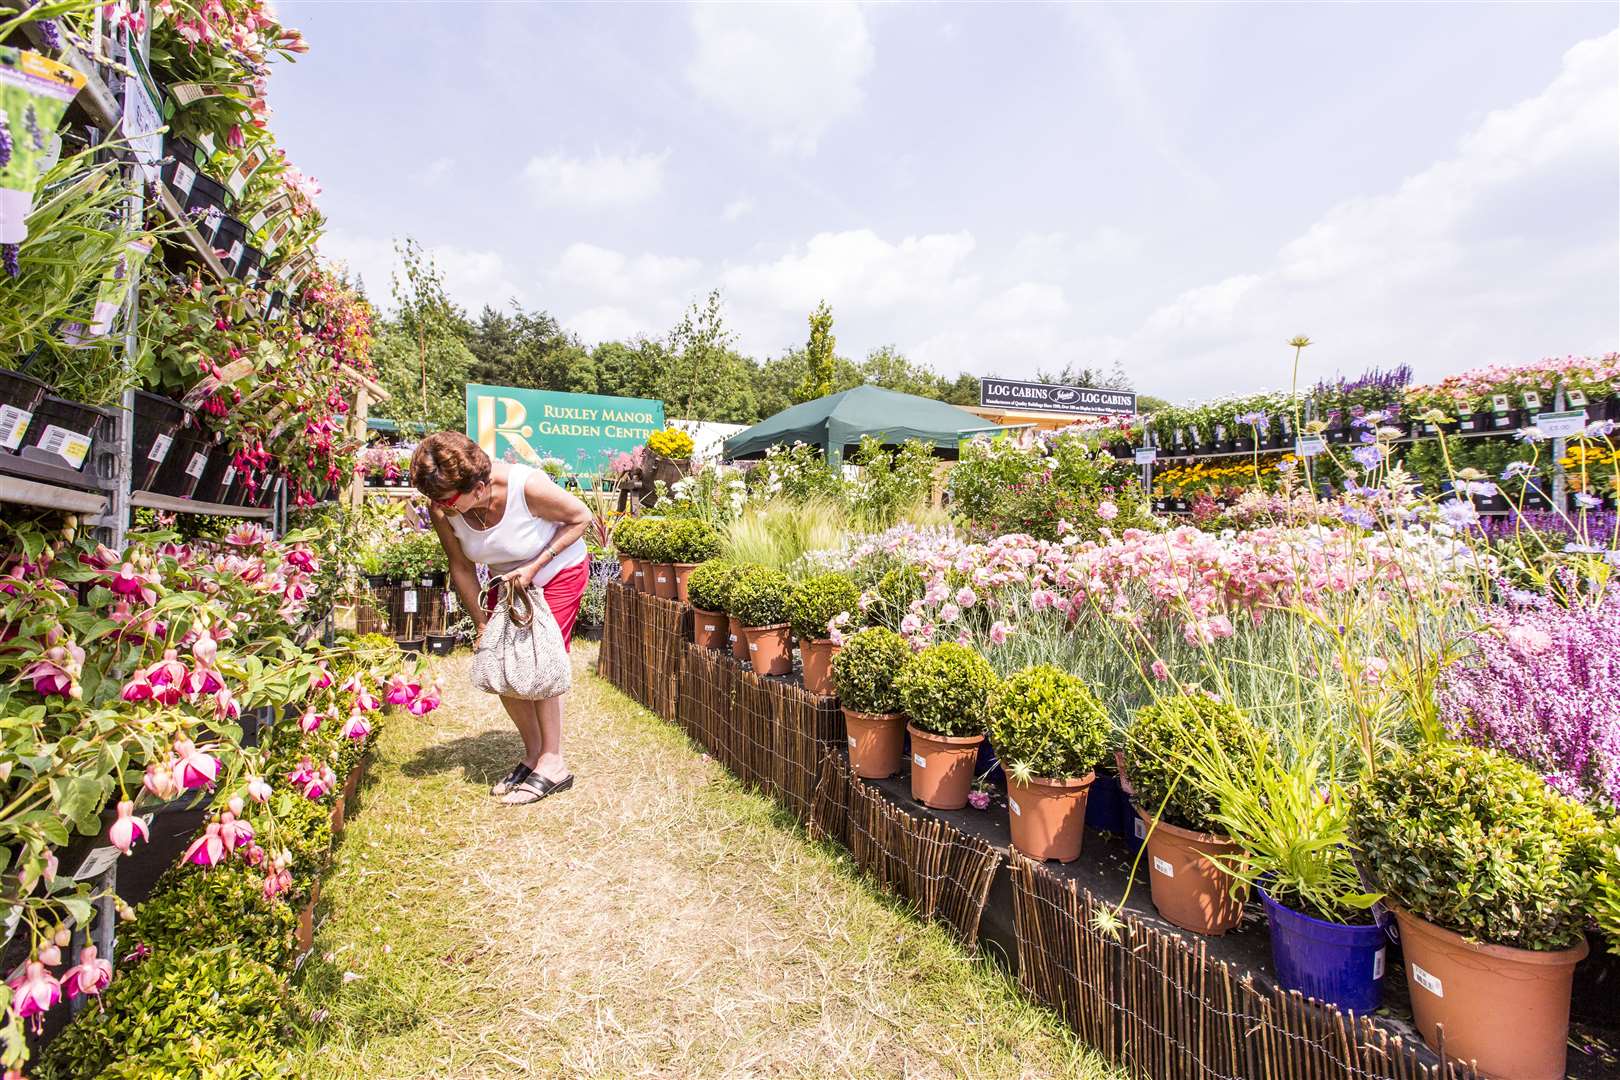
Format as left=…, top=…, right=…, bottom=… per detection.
left=294, top=644, right=1118, bottom=1079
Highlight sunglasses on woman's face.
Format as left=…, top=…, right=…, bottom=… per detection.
left=432, top=484, right=480, bottom=514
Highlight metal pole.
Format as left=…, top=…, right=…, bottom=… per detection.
left=1551, top=383, right=1567, bottom=513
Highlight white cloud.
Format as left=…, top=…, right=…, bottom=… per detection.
left=721, top=197, right=756, bottom=222
left=421, top=156, right=455, bottom=187
left=1107, top=29, right=1620, bottom=399
left=975, top=283, right=1071, bottom=324
left=687, top=2, right=874, bottom=155
left=523, top=150, right=668, bottom=209
left=568, top=305, right=650, bottom=345
left=721, top=229, right=978, bottom=313
left=319, top=230, right=525, bottom=315
left=552, top=242, right=702, bottom=301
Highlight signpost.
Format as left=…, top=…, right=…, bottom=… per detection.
left=466, top=384, right=664, bottom=474
left=978, top=379, right=1136, bottom=417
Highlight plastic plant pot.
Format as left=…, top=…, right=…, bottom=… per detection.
left=0, top=367, right=49, bottom=454
left=728, top=616, right=749, bottom=661
left=192, top=442, right=243, bottom=504
left=842, top=709, right=905, bottom=778
left=23, top=396, right=115, bottom=476
left=1006, top=773, right=1095, bottom=863
left=161, top=135, right=206, bottom=201
left=234, top=244, right=264, bottom=282
left=1084, top=771, right=1128, bottom=836
left=183, top=172, right=229, bottom=241
left=150, top=425, right=213, bottom=498
left=692, top=609, right=728, bottom=651
left=130, top=391, right=191, bottom=490
left=907, top=725, right=983, bottom=810
left=744, top=623, right=792, bottom=675
left=213, top=215, right=249, bottom=273
left=426, top=634, right=456, bottom=656
left=1260, top=888, right=1385, bottom=1014
left=651, top=563, right=678, bottom=601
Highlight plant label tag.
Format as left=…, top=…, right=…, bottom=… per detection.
left=1567, top=388, right=1588, bottom=408
left=446, top=592, right=458, bottom=612
left=1133, top=817, right=1147, bottom=840
left=1522, top=391, right=1542, bottom=411
left=0, top=405, right=31, bottom=451
left=1490, top=393, right=1511, bottom=414
left=1008, top=798, right=1021, bottom=817
left=147, top=433, right=172, bottom=463
left=37, top=425, right=91, bottom=469
left=1372, top=948, right=1386, bottom=981
left=221, top=466, right=236, bottom=490
left=1535, top=410, right=1587, bottom=438
left=848, top=735, right=857, bottom=748
left=634, top=570, right=645, bottom=581
left=1152, top=856, right=1174, bottom=878
left=657, top=574, right=668, bottom=584
left=1134, top=448, right=1157, bottom=465
left=171, top=162, right=196, bottom=196
left=1410, top=962, right=1443, bottom=998
left=1457, top=415, right=1476, bottom=432
left=704, top=623, right=718, bottom=633
left=1294, top=436, right=1326, bottom=457
left=184, top=451, right=208, bottom=479
left=913, top=753, right=926, bottom=769
left=73, top=844, right=125, bottom=881
left=402, top=590, right=418, bottom=614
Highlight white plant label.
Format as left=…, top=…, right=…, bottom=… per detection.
left=221, top=466, right=236, bottom=490
left=1522, top=391, right=1542, bottom=411
left=1294, top=435, right=1326, bottom=457
left=1008, top=798, right=1022, bottom=817
left=147, top=433, right=172, bottom=463
left=1567, top=388, right=1588, bottom=407
left=748, top=642, right=758, bottom=652
left=1133, top=817, right=1147, bottom=840
left=1134, top=448, right=1157, bottom=465
left=1535, top=410, right=1587, bottom=438
left=402, top=590, right=418, bottom=614
left=704, top=623, right=719, bottom=633
left=184, top=451, right=208, bottom=479
left=1372, top=948, right=1386, bottom=981
left=0, top=405, right=30, bottom=451
left=1491, top=393, right=1511, bottom=414
left=1152, top=856, right=1174, bottom=878
left=1409, top=962, right=1443, bottom=998
left=74, top=844, right=125, bottom=881
left=446, top=592, right=458, bottom=612
left=848, top=735, right=857, bottom=748
left=913, top=753, right=926, bottom=769
left=37, top=425, right=91, bottom=469
left=657, top=574, right=668, bottom=584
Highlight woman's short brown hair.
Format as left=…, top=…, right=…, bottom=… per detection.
left=411, top=432, right=491, bottom=501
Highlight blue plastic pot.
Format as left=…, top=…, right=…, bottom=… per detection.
left=1122, top=796, right=1147, bottom=856
left=1261, top=888, right=1385, bottom=1013
left=1084, top=771, right=1126, bottom=835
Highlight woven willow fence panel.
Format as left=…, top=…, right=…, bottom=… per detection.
left=598, top=583, right=688, bottom=721
left=1011, top=857, right=1480, bottom=1080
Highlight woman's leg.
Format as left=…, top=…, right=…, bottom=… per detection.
left=498, top=695, right=544, bottom=769
left=536, top=692, right=568, bottom=781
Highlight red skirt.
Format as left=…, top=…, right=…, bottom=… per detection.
left=484, top=560, right=589, bottom=651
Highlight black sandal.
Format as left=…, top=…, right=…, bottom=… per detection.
left=501, top=772, right=574, bottom=806
left=490, top=762, right=533, bottom=797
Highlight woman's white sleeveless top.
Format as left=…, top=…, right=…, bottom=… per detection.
left=447, top=463, right=587, bottom=585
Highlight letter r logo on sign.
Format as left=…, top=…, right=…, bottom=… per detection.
left=474, top=395, right=541, bottom=464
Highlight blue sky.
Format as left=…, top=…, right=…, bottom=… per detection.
left=271, top=2, right=1618, bottom=402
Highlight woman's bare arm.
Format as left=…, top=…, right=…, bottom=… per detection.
left=504, top=471, right=594, bottom=589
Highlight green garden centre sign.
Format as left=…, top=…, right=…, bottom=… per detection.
left=466, top=384, right=665, bottom=473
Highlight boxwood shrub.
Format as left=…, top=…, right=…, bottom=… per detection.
left=669, top=519, right=723, bottom=564
left=987, top=665, right=1111, bottom=781
left=686, top=559, right=738, bottom=613
left=729, top=565, right=793, bottom=627
left=1126, top=692, right=1250, bottom=833
left=1352, top=742, right=1601, bottom=951
left=832, top=627, right=913, bottom=715
left=895, top=642, right=998, bottom=737
left=787, top=572, right=860, bottom=641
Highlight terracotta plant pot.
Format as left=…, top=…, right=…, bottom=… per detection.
left=728, top=615, right=749, bottom=661
left=618, top=557, right=637, bottom=585
left=296, top=881, right=320, bottom=952
left=674, top=563, right=698, bottom=605
left=1392, top=905, right=1587, bottom=1080
left=693, top=608, right=728, bottom=650
left=745, top=623, right=793, bottom=675
left=907, top=724, right=984, bottom=810
left=1136, top=808, right=1246, bottom=935
left=631, top=560, right=649, bottom=593
left=651, top=562, right=678, bottom=600
left=330, top=792, right=346, bottom=834
left=800, top=637, right=840, bottom=697
left=842, top=708, right=905, bottom=778
left=1007, top=772, right=1095, bottom=863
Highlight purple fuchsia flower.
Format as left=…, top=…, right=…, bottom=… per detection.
left=183, top=823, right=228, bottom=867
left=340, top=710, right=371, bottom=741
left=408, top=681, right=442, bottom=716
left=1440, top=585, right=1620, bottom=810
left=21, top=640, right=84, bottom=699
left=384, top=673, right=420, bottom=705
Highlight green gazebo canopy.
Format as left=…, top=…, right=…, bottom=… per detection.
left=722, top=385, right=1009, bottom=464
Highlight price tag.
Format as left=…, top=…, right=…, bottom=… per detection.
left=1372, top=948, right=1386, bottom=981
left=1294, top=435, right=1327, bottom=457
left=1008, top=798, right=1022, bottom=817
left=184, top=451, right=209, bottom=479
left=1152, top=856, right=1174, bottom=878
left=747, top=641, right=758, bottom=652
left=1535, top=410, right=1587, bottom=438
left=912, top=753, right=926, bottom=769
left=402, top=590, right=419, bottom=614
left=171, top=161, right=196, bottom=197
left=73, top=843, right=127, bottom=881
left=37, top=425, right=91, bottom=469
left=220, top=466, right=236, bottom=490
left=847, top=735, right=857, bottom=748
left=147, top=433, right=172, bottom=463
left=1409, top=962, right=1443, bottom=998
left=1134, top=448, right=1157, bottom=465
left=0, top=405, right=31, bottom=451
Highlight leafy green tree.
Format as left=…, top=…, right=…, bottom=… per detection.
left=592, top=337, right=668, bottom=401
left=667, top=291, right=759, bottom=422
left=375, top=238, right=475, bottom=433
left=795, top=300, right=837, bottom=403
left=858, top=345, right=948, bottom=399
left=1035, top=361, right=1132, bottom=391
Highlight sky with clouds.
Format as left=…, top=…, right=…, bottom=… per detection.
left=271, top=2, right=1618, bottom=403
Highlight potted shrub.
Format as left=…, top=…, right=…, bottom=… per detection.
left=721, top=562, right=759, bottom=662
left=1352, top=743, right=1598, bottom=1080
left=611, top=517, right=643, bottom=588
left=895, top=643, right=998, bottom=810
left=1125, top=692, right=1252, bottom=935
left=787, top=573, right=860, bottom=697
left=670, top=519, right=723, bottom=605
left=832, top=627, right=913, bottom=778
left=638, top=518, right=678, bottom=601
left=1176, top=722, right=1385, bottom=1012
left=729, top=565, right=794, bottom=675
left=986, top=665, right=1111, bottom=863
left=686, top=560, right=737, bottom=651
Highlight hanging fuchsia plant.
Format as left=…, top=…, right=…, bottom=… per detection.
left=1440, top=584, right=1620, bottom=810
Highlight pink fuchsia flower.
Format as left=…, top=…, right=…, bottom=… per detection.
left=108, top=800, right=148, bottom=855
left=143, top=761, right=181, bottom=800
left=108, top=561, right=144, bottom=596
left=223, top=523, right=270, bottom=548
left=384, top=673, right=419, bottom=706
left=183, top=822, right=227, bottom=866
left=263, top=857, right=292, bottom=901
left=218, top=812, right=254, bottom=850
left=989, top=621, right=1013, bottom=645
left=299, top=708, right=322, bottom=733
left=60, top=946, right=112, bottom=1000
left=1097, top=500, right=1119, bottom=521
left=213, top=685, right=241, bottom=722
left=340, top=710, right=371, bottom=741
left=174, top=741, right=220, bottom=789
left=343, top=675, right=379, bottom=712
left=191, top=629, right=219, bottom=667
left=247, top=775, right=272, bottom=803
left=133, top=650, right=188, bottom=706
left=408, top=683, right=441, bottom=716
left=21, top=640, right=84, bottom=699
left=183, top=660, right=224, bottom=697
left=9, top=961, right=61, bottom=1030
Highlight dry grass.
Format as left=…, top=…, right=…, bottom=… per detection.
left=294, top=644, right=1119, bottom=1080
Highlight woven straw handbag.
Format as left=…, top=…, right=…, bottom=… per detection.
left=470, top=579, right=572, bottom=700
